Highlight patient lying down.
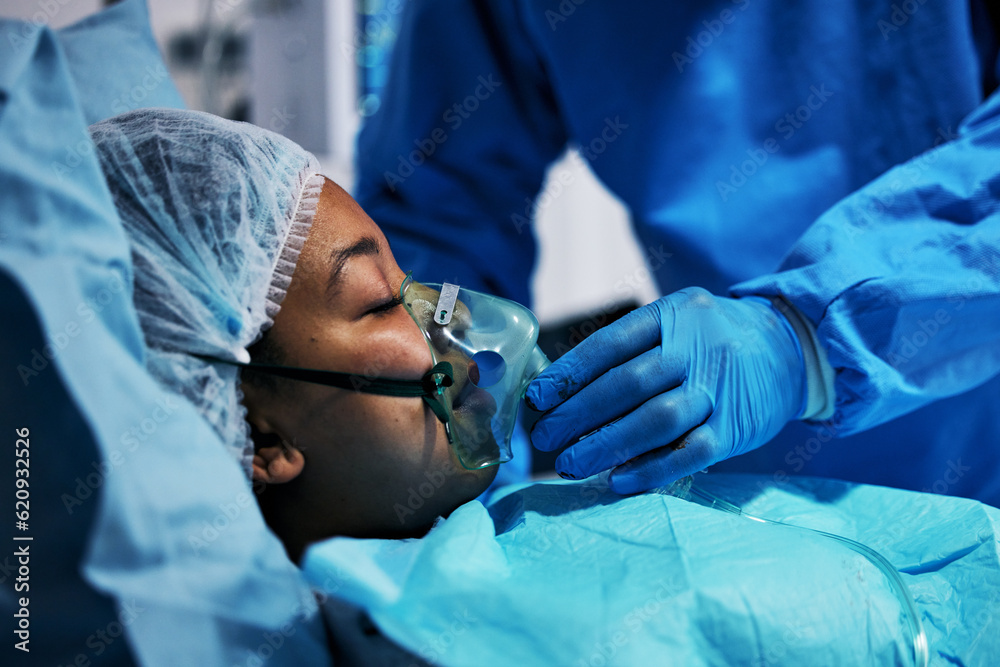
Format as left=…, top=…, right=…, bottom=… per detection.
left=91, top=108, right=495, bottom=563
left=239, top=177, right=497, bottom=559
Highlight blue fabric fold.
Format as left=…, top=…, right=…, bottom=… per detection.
left=304, top=474, right=1000, bottom=666
left=0, top=19, right=329, bottom=666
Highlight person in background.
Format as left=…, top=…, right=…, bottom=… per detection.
left=354, top=0, right=1000, bottom=505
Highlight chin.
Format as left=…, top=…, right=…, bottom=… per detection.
left=393, top=464, right=499, bottom=536
left=458, top=460, right=500, bottom=500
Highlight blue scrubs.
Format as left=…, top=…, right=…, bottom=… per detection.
left=355, top=0, right=1000, bottom=506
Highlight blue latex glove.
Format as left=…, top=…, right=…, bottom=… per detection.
left=526, top=288, right=807, bottom=494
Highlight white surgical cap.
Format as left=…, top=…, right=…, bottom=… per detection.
left=90, top=108, right=324, bottom=474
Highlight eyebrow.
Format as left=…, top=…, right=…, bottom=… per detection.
left=325, top=235, right=382, bottom=299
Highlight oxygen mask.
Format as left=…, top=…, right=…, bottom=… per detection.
left=400, top=275, right=550, bottom=470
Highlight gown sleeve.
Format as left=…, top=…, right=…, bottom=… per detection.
left=731, top=86, right=1000, bottom=435
left=354, top=0, right=569, bottom=305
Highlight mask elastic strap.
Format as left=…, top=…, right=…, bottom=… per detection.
left=419, top=362, right=455, bottom=443
left=194, top=354, right=454, bottom=400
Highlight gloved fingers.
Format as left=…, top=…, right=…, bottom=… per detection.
left=553, top=386, right=713, bottom=481
left=525, top=304, right=662, bottom=412
left=529, top=347, right=686, bottom=452
left=607, top=424, right=720, bottom=495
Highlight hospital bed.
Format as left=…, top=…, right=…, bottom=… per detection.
left=1, top=2, right=998, bottom=665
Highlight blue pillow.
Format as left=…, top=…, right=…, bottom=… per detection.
left=57, top=0, right=185, bottom=125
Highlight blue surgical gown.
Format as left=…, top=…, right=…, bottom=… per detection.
left=355, top=0, right=1000, bottom=506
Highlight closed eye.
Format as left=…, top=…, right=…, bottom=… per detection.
left=367, top=295, right=404, bottom=316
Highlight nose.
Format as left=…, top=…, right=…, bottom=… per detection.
left=403, top=280, right=498, bottom=389
left=468, top=350, right=506, bottom=387
left=426, top=316, right=470, bottom=359
left=427, top=305, right=506, bottom=388
left=408, top=282, right=472, bottom=358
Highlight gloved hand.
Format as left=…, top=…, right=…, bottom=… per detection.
left=525, top=287, right=806, bottom=494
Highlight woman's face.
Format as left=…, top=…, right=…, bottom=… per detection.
left=242, top=178, right=497, bottom=549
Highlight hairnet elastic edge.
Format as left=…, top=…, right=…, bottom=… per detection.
left=237, top=164, right=323, bottom=477
left=262, top=166, right=325, bottom=334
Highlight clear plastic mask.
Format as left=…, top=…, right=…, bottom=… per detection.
left=400, top=275, right=551, bottom=470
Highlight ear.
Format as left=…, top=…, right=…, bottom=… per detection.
left=245, top=411, right=305, bottom=484
left=252, top=442, right=305, bottom=484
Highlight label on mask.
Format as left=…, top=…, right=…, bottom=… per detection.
left=435, top=283, right=460, bottom=325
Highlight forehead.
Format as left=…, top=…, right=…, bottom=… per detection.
left=293, top=178, right=384, bottom=282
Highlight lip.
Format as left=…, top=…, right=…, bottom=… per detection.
left=452, top=378, right=498, bottom=417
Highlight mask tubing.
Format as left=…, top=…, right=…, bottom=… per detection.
left=658, top=479, right=929, bottom=667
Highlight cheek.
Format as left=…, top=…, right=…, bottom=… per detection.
left=335, top=312, right=434, bottom=382
left=301, top=393, right=495, bottom=531
left=298, top=391, right=447, bottom=474
left=348, top=396, right=437, bottom=457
